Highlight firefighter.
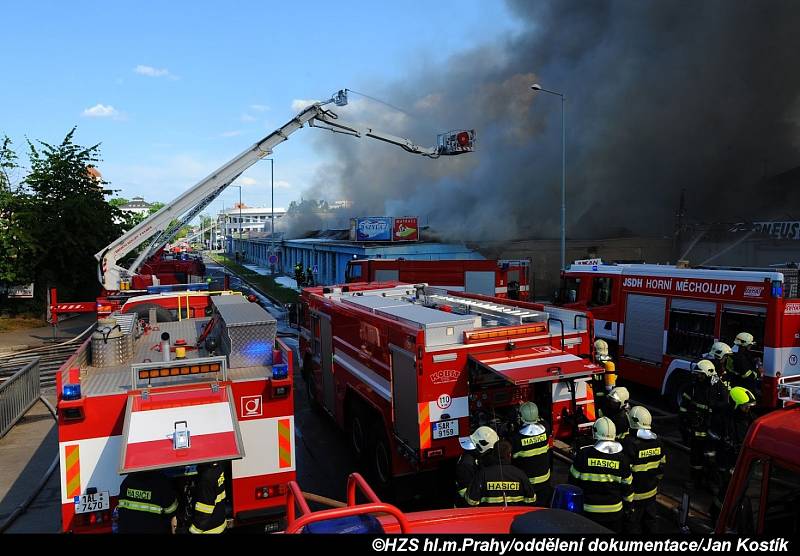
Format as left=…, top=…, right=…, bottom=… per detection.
left=680, top=359, right=713, bottom=486
left=465, top=427, right=536, bottom=507
left=510, top=402, right=552, bottom=505
left=600, top=386, right=630, bottom=440
left=709, top=386, right=757, bottom=521
left=591, top=339, right=614, bottom=408
left=188, top=462, right=227, bottom=534
left=704, top=341, right=733, bottom=379
left=622, top=406, right=665, bottom=534
left=294, top=263, right=304, bottom=286
left=568, top=417, right=633, bottom=533
left=116, top=470, right=178, bottom=534
left=455, top=436, right=480, bottom=507
left=729, top=332, right=760, bottom=392
left=306, top=266, right=314, bottom=287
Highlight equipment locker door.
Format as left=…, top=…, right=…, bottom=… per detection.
left=390, top=345, right=418, bottom=451
left=623, top=294, right=667, bottom=363
left=320, top=314, right=335, bottom=410
left=374, top=269, right=399, bottom=281
left=465, top=271, right=495, bottom=296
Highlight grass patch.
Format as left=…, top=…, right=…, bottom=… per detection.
left=0, top=315, right=47, bottom=333
left=210, top=253, right=299, bottom=304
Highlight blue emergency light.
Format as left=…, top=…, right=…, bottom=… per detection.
left=62, top=383, right=82, bottom=401
left=272, top=363, right=289, bottom=380
left=551, top=484, right=583, bottom=513
left=772, top=282, right=783, bottom=298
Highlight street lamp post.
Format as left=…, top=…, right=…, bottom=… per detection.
left=531, top=84, right=566, bottom=270
left=267, top=158, right=275, bottom=274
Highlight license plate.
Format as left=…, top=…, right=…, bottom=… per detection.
left=432, top=419, right=458, bottom=440
left=74, top=491, right=110, bottom=514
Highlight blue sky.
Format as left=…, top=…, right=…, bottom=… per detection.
left=1, top=1, right=520, bottom=218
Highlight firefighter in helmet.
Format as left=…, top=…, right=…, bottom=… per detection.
left=294, top=263, right=304, bottom=286
left=306, top=266, right=314, bottom=287
left=464, top=427, right=536, bottom=507
left=116, top=470, right=178, bottom=534
left=622, top=406, right=665, bottom=534
left=568, top=417, right=633, bottom=532
left=600, top=386, right=630, bottom=440
left=680, top=359, right=714, bottom=486
left=729, top=332, right=760, bottom=392
left=704, top=341, right=733, bottom=379
left=510, top=402, right=552, bottom=505
left=188, top=462, right=227, bottom=534
left=709, top=386, right=756, bottom=521
left=454, top=435, right=481, bottom=507
left=592, top=339, right=616, bottom=408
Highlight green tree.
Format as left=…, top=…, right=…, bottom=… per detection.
left=0, top=136, right=38, bottom=299
left=23, top=128, right=125, bottom=303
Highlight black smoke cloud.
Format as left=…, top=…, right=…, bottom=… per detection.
left=295, top=0, right=800, bottom=241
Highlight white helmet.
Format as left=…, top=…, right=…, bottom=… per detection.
left=694, top=359, right=716, bottom=378
left=705, top=341, right=733, bottom=361
left=469, top=426, right=499, bottom=454
left=609, top=386, right=630, bottom=404
left=628, top=406, right=652, bottom=430
left=734, top=332, right=755, bottom=348
left=594, top=339, right=611, bottom=361
left=593, top=417, right=617, bottom=441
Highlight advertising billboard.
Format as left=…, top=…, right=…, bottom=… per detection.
left=355, top=217, right=393, bottom=241
left=392, top=217, right=419, bottom=241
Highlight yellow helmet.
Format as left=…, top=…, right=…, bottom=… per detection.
left=469, top=426, right=499, bottom=454
left=729, top=387, right=756, bottom=410
left=628, top=406, right=652, bottom=430
left=594, top=339, right=611, bottom=361
left=734, top=332, right=755, bottom=348
left=593, top=417, right=617, bottom=441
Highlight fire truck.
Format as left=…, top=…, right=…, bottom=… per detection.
left=50, top=88, right=475, bottom=320
left=298, top=282, right=601, bottom=486
left=345, top=259, right=531, bottom=300
left=715, top=378, right=800, bottom=534
left=556, top=260, right=800, bottom=407
left=56, top=293, right=295, bottom=532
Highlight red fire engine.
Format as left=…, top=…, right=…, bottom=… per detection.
left=56, top=293, right=294, bottom=532
left=556, top=260, right=800, bottom=407
left=715, top=378, right=800, bottom=533
left=345, top=259, right=531, bottom=300
left=299, top=282, right=601, bottom=486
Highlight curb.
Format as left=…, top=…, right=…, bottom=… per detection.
left=0, top=344, right=31, bottom=353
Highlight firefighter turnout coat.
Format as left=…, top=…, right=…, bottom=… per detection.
left=465, top=458, right=536, bottom=507
left=190, top=463, right=227, bottom=534
left=622, top=429, right=665, bottom=502
left=569, top=442, right=633, bottom=516
left=510, top=422, right=551, bottom=489
left=455, top=450, right=480, bottom=506
left=117, top=471, right=178, bottom=534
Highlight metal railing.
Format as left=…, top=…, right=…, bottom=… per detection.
left=0, top=357, right=41, bottom=439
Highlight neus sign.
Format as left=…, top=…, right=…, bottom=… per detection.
left=354, top=217, right=392, bottom=241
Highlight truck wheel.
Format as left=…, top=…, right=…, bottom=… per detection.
left=124, top=303, right=174, bottom=323
left=369, top=423, right=393, bottom=488
left=348, top=406, right=369, bottom=461
left=666, top=372, right=691, bottom=412
left=302, top=355, right=321, bottom=413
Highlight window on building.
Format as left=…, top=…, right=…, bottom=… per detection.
left=720, top=310, right=766, bottom=357
left=763, top=461, right=800, bottom=534
left=590, top=277, right=613, bottom=306
left=666, top=309, right=716, bottom=358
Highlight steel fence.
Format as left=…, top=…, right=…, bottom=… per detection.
left=0, top=357, right=41, bottom=438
